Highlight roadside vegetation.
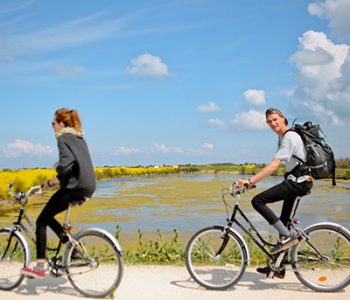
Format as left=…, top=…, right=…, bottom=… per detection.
left=0, top=166, right=180, bottom=200
left=118, top=226, right=267, bottom=265
left=180, top=157, right=350, bottom=180
left=1, top=158, right=349, bottom=200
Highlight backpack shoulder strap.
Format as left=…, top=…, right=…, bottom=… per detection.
left=282, top=128, right=296, bottom=137
left=282, top=127, right=306, bottom=164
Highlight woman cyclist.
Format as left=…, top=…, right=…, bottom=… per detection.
left=21, top=108, right=96, bottom=279
left=236, top=108, right=313, bottom=277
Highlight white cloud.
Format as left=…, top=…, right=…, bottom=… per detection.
left=208, top=118, right=226, bottom=128
left=199, top=143, right=214, bottom=153
left=154, top=144, right=184, bottom=154
left=308, top=0, right=350, bottom=39
left=115, top=146, right=142, bottom=155
left=54, top=65, right=85, bottom=77
left=197, top=101, right=220, bottom=112
left=289, top=30, right=350, bottom=125
left=0, top=0, right=35, bottom=14
left=2, top=13, right=125, bottom=57
left=128, top=53, right=170, bottom=78
left=153, top=143, right=213, bottom=155
left=291, top=47, right=333, bottom=66
left=243, top=89, right=266, bottom=106
left=0, top=139, right=55, bottom=157
left=232, top=109, right=266, bottom=130
left=187, top=143, right=215, bottom=155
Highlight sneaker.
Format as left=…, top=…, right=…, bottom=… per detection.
left=256, top=266, right=285, bottom=279
left=256, top=266, right=271, bottom=276
left=21, top=266, right=45, bottom=279
left=271, top=236, right=299, bottom=254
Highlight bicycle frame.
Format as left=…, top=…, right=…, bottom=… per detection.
left=228, top=204, right=275, bottom=259
left=12, top=205, right=36, bottom=245
left=222, top=188, right=303, bottom=261
left=2, top=184, right=125, bottom=297
left=7, top=198, right=80, bottom=275
left=186, top=185, right=350, bottom=292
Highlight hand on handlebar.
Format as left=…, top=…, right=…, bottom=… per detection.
left=235, top=179, right=255, bottom=189
left=41, top=177, right=58, bottom=189
left=230, top=180, right=256, bottom=196
left=41, top=180, right=50, bottom=189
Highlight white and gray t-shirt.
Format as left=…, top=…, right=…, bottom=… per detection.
left=274, top=131, right=307, bottom=173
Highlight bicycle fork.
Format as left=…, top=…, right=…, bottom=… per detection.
left=213, top=226, right=231, bottom=260
left=1, top=232, right=18, bottom=260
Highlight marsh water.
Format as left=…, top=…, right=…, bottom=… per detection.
left=91, top=174, right=350, bottom=235
left=1, top=174, right=349, bottom=247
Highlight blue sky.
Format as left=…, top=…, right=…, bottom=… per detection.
left=1, top=0, right=350, bottom=169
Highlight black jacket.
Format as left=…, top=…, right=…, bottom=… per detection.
left=56, top=133, right=96, bottom=198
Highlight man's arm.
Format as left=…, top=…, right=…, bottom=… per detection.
left=250, top=159, right=281, bottom=184
left=236, top=158, right=281, bottom=187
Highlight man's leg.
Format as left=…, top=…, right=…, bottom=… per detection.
left=251, top=181, right=297, bottom=236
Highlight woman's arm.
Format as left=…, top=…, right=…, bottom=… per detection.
left=42, top=177, right=59, bottom=188
left=56, top=138, right=75, bottom=176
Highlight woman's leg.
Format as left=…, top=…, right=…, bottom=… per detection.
left=35, top=189, right=76, bottom=259
left=22, top=190, right=81, bottom=278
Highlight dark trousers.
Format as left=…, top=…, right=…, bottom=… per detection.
left=251, top=179, right=313, bottom=226
left=36, top=189, right=84, bottom=259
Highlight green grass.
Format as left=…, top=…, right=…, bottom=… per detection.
left=116, top=226, right=270, bottom=266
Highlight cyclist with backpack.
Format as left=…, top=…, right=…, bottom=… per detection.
left=236, top=107, right=313, bottom=277
left=21, top=108, right=96, bottom=279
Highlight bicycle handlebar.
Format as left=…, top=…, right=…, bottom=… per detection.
left=229, top=182, right=256, bottom=196
left=7, top=183, right=43, bottom=205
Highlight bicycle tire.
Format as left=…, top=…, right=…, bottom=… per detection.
left=0, top=228, right=28, bottom=290
left=292, top=223, right=350, bottom=292
left=185, top=225, right=247, bottom=290
left=64, top=229, right=123, bottom=298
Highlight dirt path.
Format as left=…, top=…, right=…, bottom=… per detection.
left=1, top=265, right=349, bottom=300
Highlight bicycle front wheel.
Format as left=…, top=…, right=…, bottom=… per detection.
left=292, top=223, right=350, bottom=292
left=185, top=226, right=247, bottom=290
left=0, top=229, right=28, bottom=290
left=64, top=230, right=123, bottom=298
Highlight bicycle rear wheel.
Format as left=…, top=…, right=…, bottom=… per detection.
left=0, top=229, right=28, bottom=290
left=292, top=223, right=350, bottom=292
left=64, top=230, right=123, bottom=298
left=185, top=225, right=247, bottom=290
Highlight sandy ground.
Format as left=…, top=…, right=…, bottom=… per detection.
left=0, top=265, right=349, bottom=300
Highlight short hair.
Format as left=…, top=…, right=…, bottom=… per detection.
left=265, top=107, right=288, bottom=125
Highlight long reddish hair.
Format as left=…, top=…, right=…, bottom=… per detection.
left=55, top=108, right=82, bottom=130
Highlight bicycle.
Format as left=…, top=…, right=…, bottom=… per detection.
left=185, top=183, right=350, bottom=292
left=0, top=183, right=124, bottom=298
